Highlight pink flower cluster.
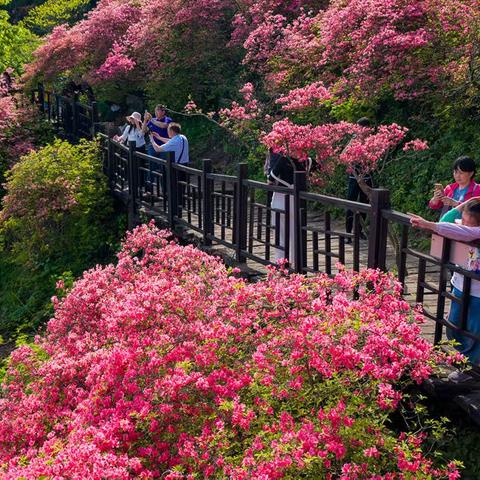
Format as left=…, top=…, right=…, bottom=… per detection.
left=276, top=81, right=332, bottom=111
left=0, top=84, right=36, bottom=164
left=262, top=118, right=426, bottom=181
left=219, top=83, right=260, bottom=124
left=95, top=43, right=136, bottom=80
left=0, top=222, right=459, bottom=478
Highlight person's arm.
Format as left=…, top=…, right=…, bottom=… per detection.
left=149, top=135, right=163, bottom=152
left=150, top=118, right=170, bottom=128
left=152, top=132, right=169, bottom=144
left=410, top=214, right=436, bottom=231
left=440, top=196, right=460, bottom=208
left=115, top=130, right=128, bottom=143
left=429, top=189, right=445, bottom=209
left=434, top=223, right=480, bottom=243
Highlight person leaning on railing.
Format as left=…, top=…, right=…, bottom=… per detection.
left=149, top=123, right=189, bottom=164
left=410, top=202, right=480, bottom=376
left=149, top=123, right=190, bottom=211
left=113, top=111, right=146, bottom=152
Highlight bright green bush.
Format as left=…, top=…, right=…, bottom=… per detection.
left=0, top=138, right=123, bottom=339
left=21, top=0, right=95, bottom=35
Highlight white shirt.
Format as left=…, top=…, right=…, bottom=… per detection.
left=159, top=134, right=189, bottom=164
left=119, top=126, right=145, bottom=148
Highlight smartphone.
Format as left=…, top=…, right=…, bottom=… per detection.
left=434, top=183, right=443, bottom=191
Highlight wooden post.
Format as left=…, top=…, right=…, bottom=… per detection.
left=46, top=91, right=51, bottom=122
left=434, top=237, right=451, bottom=344
left=293, top=171, right=307, bottom=273
left=235, top=163, right=248, bottom=263
left=107, top=138, right=115, bottom=188
left=202, top=159, right=213, bottom=246
left=367, top=188, right=390, bottom=270
left=38, top=83, right=45, bottom=112
left=127, top=141, right=137, bottom=229
left=166, top=152, right=177, bottom=229
left=72, top=93, right=79, bottom=139
left=91, top=101, right=98, bottom=138
left=55, top=94, right=61, bottom=133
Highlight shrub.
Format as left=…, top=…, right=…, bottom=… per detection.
left=0, top=93, right=54, bottom=194
left=0, top=138, right=115, bottom=269
left=0, top=138, right=122, bottom=339
left=0, top=222, right=461, bottom=478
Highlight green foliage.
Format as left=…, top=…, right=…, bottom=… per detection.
left=21, top=0, right=96, bottom=35
left=0, top=139, right=124, bottom=339
left=0, top=9, right=38, bottom=74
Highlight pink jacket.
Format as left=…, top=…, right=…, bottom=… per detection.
left=429, top=180, right=480, bottom=210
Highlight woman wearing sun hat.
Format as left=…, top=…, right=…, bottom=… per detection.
left=114, top=111, right=146, bottom=152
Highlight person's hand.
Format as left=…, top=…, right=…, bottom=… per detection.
left=409, top=213, right=435, bottom=231
left=144, top=111, right=152, bottom=122
left=152, top=131, right=161, bottom=139
left=433, top=189, right=444, bottom=199
left=440, top=196, right=458, bottom=207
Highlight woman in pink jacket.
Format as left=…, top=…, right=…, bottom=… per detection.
left=429, top=156, right=480, bottom=214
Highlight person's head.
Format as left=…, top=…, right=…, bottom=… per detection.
left=462, top=199, right=480, bottom=227
left=127, top=111, right=142, bottom=126
left=155, top=104, right=167, bottom=118
left=453, top=155, right=476, bottom=187
left=167, top=122, right=181, bottom=138
left=356, top=117, right=371, bottom=128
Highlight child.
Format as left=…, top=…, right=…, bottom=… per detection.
left=429, top=156, right=480, bottom=214
left=411, top=203, right=480, bottom=369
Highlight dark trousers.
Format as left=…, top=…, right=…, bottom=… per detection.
left=145, top=144, right=166, bottom=195
left=346, top=175, right=372, bottom=234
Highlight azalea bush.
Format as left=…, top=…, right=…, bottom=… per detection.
left=0, top=222, right=461, bottom=478
left=21, top=0, right=480, bottom=214
left=0, top=97, right=54, bottom=186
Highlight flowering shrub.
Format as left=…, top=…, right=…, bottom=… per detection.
left=0, top=222, right=461, bottom=478
left=0, top=138, right=114, bottom=267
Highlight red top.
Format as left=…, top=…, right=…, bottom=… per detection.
left=429, top=180, right=480, bottom=210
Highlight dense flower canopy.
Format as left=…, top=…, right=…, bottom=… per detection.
left=24, top=0, right=480, bottom=103
left=0, top=223, right=460, bottom=478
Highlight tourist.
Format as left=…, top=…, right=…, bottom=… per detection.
left=410, top=204, right=480, bottom=371
left=429, top=155, right=480, bottom=215
left=345, top=117, right=373, bottom=241
left=149, top=123, right=190, bottom=212
left=143, top=104, right=172, bottom=155
left=149, top=122, right=189, bottom=164
left=114, top=111, right=146, bottom=152
left=267, top=151, right=310, bottom=267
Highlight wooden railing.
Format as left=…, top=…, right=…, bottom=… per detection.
left=32, top=83, right=98, bottom=139
left=33, top=87, right=480, bottom=350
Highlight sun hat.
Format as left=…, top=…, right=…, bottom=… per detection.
left=127, top=111, right=142, bottom=122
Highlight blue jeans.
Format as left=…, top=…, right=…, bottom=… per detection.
left=447, top=287, right=480, bottom=365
